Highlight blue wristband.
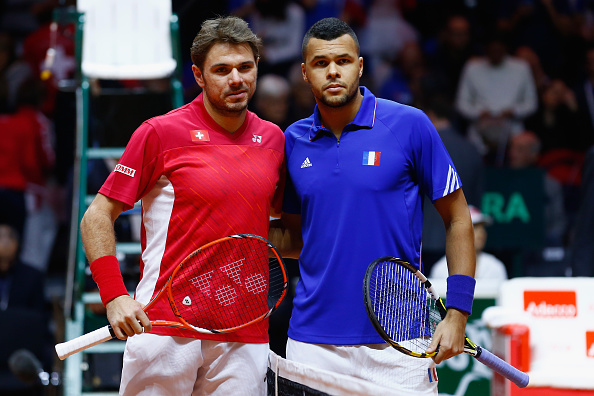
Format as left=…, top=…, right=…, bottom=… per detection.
left=446, top=274, right=476, bottom=315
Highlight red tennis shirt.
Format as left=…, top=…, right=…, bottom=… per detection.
left=99, top=93, right=285, bottom=343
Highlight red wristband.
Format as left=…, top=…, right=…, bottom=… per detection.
left=90, top=255, right=128, bottom=306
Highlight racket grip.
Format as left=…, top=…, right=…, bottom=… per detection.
left=476, top=347, right=529, bottom=388
left=55, top=325, right=115, bottom=360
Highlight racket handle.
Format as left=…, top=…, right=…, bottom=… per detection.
left=476, top=347, right=529, bottom=388
left=55, top=325, right=115, bottom=360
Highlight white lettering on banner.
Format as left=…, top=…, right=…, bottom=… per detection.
left=525, top=301, right=577, bottom=317
left=115, top=164, right=136, bottom=177
left=523, top=290, right=578, bottom=317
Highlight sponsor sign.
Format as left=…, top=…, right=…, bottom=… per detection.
left=523, top=290, right=577, bottom=317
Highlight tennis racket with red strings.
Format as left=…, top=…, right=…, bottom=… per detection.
left=56, top=234, right=288, bottom=360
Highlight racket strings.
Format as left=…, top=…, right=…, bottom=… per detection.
left=370, top=261, right=439, bottom=354
left=267, top=258, right=287, bottom=306
left=169, top=237, right=286, bottom=331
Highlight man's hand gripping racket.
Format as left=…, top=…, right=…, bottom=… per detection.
left=56, top=234, right=288, bottom=360
left=363, top=256, right=529, bottom=388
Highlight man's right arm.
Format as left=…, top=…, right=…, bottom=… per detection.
left=81, top=193, right=151, bottom=339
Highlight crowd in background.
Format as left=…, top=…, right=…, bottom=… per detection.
left=2, top=0, right=594, bottom=393
left=232, top=0, right=594, bottom=280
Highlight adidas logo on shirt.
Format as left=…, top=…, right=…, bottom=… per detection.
left=301, top=157, right=313, bottom=168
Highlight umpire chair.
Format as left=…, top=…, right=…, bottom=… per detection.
left=62, top=1, right=183, bottom=395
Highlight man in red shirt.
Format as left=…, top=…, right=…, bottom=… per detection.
left=0, top=78, right=54, bottom=240
left=80, top=16, right=284, bottom=395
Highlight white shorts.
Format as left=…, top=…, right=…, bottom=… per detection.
left=120, top=333, right=269, bottom=396
left=286, top=338, right=438, bottom=395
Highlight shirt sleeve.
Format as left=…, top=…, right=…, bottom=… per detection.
left=99, top=122, right=163, bottom=210
left=412, top=112, right=461, bottom=202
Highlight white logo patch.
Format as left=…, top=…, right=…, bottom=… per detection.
left=115, top=164, right=136, bottom=177
left=301, top=157, right=313, bottom=168
left=252, top=134, right=262, bottom=143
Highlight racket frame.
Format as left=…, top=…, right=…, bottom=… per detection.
left=147, top=234, right=288, bottom=334
left=364, top=256, right=480, bottom=358
left=363, top=256, right=529, bottom=388
left=55, top=234, right=288, bottom=360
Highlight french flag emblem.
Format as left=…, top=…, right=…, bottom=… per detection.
left=362, top=151, right=381, bottom=166
left=428, top=367, right=438, bottom=383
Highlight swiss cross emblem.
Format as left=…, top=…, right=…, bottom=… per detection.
left=191, top=130, right=210, bottom=142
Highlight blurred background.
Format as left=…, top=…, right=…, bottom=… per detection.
left=2, top=0, right=594, bottom=395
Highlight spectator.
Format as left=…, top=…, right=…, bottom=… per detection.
left=0, top=78, right=54, bottom=241
left=496, top=0, right=579, bottom=82
left=525, top=78, right=585, bottom=154
left=508, top=131, right=567, bottom=246
left=515, top=45, right=550, bottom=96
left=0, top=0, right=57, bottom=46
left=573, top=46, right=594, bottom=151
left=298, top=0, right=346, bottom=30
left=0, top=32, right=32, bottom=114
left=358, top=0, right=419, bottom=90
left=0, top=223, right=47, bottom=312
left=574, top=0, right=594, bottom=44
left=252, top=73, right=293, bottom=130
left=287, top=61, right=316, bottom=123
left=377, top=41, right=427, bottom=106
left=21, top=3, right=76, bottom=117
left=233, top=0, right=306, bottom=77
left=455, top=33, right=537, bottom=165
left=12, top=78, right=57, bottom=273
left=567, top=146, right=594, bottom=276
left=430, top=205, right=508, bottom=285
left=0, top=222, right=52, bottom=396
left=427, top=14, right=480, bottom=101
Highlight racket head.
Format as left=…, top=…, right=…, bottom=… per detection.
left=363, top=256, right=441, bottom=358
left=165, top=234, right=288, bottom=333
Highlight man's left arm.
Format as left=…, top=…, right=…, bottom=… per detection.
left=426, top=188, right=476, bottom=363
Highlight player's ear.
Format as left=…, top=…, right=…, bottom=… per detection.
left=359, top=57, right=363, bottom=78
left=192, top=64, right=205, bottom=88
left=301, top=63, right=309, bottom=83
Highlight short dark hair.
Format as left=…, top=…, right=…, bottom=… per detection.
left=301, top=18, right=360, bottom=60
left=190, top=16, right=261, bottom=71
